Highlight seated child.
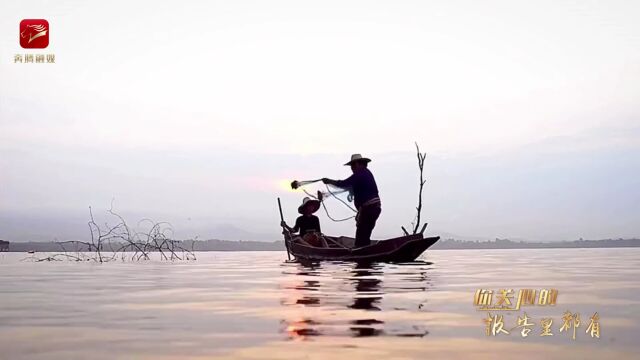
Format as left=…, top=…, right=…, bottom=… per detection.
left=281, top=197, right=326, bottom=247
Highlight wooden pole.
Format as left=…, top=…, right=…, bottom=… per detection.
left=278, top=198, right=291, bottom=261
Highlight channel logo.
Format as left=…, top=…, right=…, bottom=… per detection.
left=20, top=19, right=49, bottom=49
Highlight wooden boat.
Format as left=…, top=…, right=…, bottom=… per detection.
left=284, top=232, right=440, bottom=262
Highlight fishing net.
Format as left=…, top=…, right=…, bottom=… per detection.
left=291, top=179, right=356, bottom=222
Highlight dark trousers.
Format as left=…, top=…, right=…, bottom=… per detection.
left=355, top=204, right=381, bottom=248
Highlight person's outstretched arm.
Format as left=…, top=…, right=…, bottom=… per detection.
left=322, top=174, right=354, bottom=189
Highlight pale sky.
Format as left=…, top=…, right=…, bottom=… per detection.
left=1, top=0, right=639, bottom=242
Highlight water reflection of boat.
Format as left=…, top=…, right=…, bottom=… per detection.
left=286, top=234, right=440, bottom=262
left=349, top=265, right=383, bottom=311
left=348, top=265, right=385, bottom=337
left=284, top=318, right=322, bottom=338
left=280, top=261, right=430, bottom=339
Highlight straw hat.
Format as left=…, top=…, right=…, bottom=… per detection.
left=344, top=153, right=372, bottom=166
left=298, top=197, right=321, bottom=214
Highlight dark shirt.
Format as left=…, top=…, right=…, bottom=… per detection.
left=334, top=168, right=379, bottom=209
left=294, top=215, right=321, bottom=235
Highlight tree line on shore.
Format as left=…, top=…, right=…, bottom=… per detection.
left=4, top=237, right=639, bottom=252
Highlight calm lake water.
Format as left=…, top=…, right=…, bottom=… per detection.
left=1, top=248, right=639, bottom=359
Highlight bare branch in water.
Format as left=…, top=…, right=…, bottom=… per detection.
left=411, top=142, right=428, bottom=235
left=27, top=205, right=197, bottom=262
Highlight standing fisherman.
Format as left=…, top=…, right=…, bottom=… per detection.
left=322, top=154, right=381, bottom=248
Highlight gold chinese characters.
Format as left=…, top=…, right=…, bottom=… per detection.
left=474, top=288, right=558, bottom=311
left=483, top=311, right=601, bottom=339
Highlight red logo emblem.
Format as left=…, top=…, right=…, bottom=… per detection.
left=20, top=19, right=49, bottom=49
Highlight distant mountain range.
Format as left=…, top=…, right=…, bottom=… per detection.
left=431, top=237, right=640, bottom=249
left=2, top=238, right=639, bottom=252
